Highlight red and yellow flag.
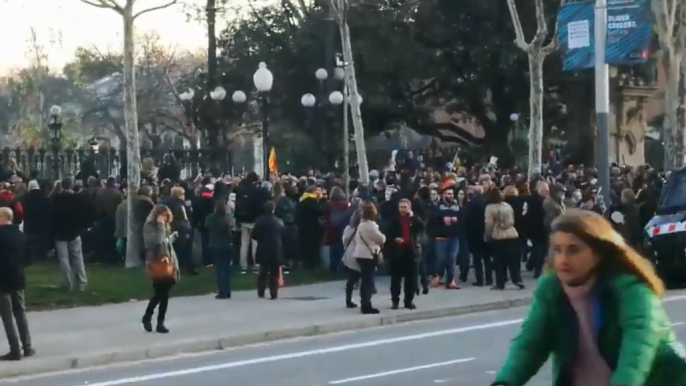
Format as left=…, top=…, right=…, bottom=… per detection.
left=268, top=147, right=278, bottom=174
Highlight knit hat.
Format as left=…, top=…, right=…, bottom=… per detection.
left=28, top=180, right=40, bottom=191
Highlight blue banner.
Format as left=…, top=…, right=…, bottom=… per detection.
left=557, top=0, right=653, bottom=71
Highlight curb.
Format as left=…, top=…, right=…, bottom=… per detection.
left=0, top=297, right=532, bottom=378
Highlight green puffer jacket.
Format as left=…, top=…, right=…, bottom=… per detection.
left=494, top=272, right=686, bottom=386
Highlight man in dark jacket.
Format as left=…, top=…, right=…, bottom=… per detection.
left=0, top=207, right=34, bottom=361
left=464, top=185, right=491, bottom=286
left=251, top=201, right=284, bottom=299
left=427, top=188, right=461, bottom=289
left=235, top=173, right=270, bottom=273
left=191, top=183, right=215, bottom=266
left=20, top=181, right=52, bottom=264
left=94, top=177, right=123, bottom=264
left=51, top=177, right=89, bottom=291
left=383, top=198, right=425, bottom=310
left=526, top=180, right=549, bottom=277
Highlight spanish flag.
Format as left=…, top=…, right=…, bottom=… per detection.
left=268, top=147, right=277, bottom=174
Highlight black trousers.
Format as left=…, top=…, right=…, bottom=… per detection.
left=469, top=242, right=493, bottom=285
left=389, top=248, right=417, bottom=305
left=144, top=280, right=174, bottom=324
left=301, top=235, right=319, bottom=269
left=257, top=262, right=280, bottom=298
left=357, top=258, right=376, bottom=309
left=490, top=239, right=522, bottom=288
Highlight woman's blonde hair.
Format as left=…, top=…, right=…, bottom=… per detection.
left=146, top=204, right=173, bottom=224
left=503, top=186, right=518, bottom=198
left=548, top=209, right=664, bottom=296
left=171, top=186, right=185, bottom=199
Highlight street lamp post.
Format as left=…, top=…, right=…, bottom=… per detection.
left=329, top=91, right=345, bottom=194
left=179, top=84, right=230, bottom=173
left=253, top=62, right=274, bottom=180
left=48, top=105, right=62, bottom=180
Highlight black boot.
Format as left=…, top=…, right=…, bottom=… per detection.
left=0, top=352, right=21, bottom=361
left=142, top=316, right=153, bottom=332
left=391, top=300, right=399, bottom=310
left=361, top=305, right=379, bottom=314
left=23, top=348, right=35, bottom=358
left=156, top=323, right=170, bottom=334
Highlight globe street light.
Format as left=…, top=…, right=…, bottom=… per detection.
left=329, top=91, right=344, bottom=105
left=210, top=86, right=227, bottom=101
left=315, top=68, right=328, bottom=82
left=232, top=90, right=247, bottom=104
left=333, top=67, right=345, bottom=81
left=253, top=62, right=274, bottom=92
left=510, top=113, right=519, bottom=122
left=301, top=93, right=316, bottom=108
left=253, top=62, right=273, bottom=179
left=48, top=105, right=63, bottom=179
left=179, top=89, right=195, bottom=101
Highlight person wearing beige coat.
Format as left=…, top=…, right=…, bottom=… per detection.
left=484, top=188, right=525, bottom=291
left=343, top=203, right=386, bottom=314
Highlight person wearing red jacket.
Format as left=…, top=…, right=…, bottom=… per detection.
left=0, top=183, right=23, bottom=225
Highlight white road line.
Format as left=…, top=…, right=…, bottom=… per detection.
left=64, top=293, right=686, bottom=386
left=70, top=320, right=521, bottom=386
left=671, top=322, right=685, bottom=327
left=328, top=358, right=475, bottom=385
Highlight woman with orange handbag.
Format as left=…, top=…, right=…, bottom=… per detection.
left=142, top=205, right=180, bottom=334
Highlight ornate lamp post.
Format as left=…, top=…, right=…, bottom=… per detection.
left=48, top=105, right=62, bottom=179
left=301, top=67, right=345, bottom=169
left=253, top=62, right=274, bottom=179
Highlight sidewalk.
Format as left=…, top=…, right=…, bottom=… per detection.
left=0, top=276, right=535, bottom=378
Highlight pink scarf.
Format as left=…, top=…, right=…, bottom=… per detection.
left=562, top=280, right=612, bottom=386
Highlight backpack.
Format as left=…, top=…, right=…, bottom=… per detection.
left=234, top=189, right=253, bottom=222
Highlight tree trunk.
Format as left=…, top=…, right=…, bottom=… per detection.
left=123, top=2, right=143, bottom=268
left=339, top=21, right=370, bottom=184
left=664, top=52, right=681, bottom=170
left=528, top=54, right=544, bottom=177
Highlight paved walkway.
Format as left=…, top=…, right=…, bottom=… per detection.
left=0, top=276, right=535, bottom=378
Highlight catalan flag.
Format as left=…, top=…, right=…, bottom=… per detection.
left=268, top=147, right=277, bottom=174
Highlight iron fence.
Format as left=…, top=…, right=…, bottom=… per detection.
left=0, top=147, right=235, bottom=181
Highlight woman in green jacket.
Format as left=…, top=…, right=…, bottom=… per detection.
left=493, top=209, right=686, bottom=386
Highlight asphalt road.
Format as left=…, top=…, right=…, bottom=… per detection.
left=3, top=291, right=686, bottom=386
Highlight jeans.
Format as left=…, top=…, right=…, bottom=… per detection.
left=328, top=242, right=344, bottom=272
left=357, top=258, right=376, bottom=309
left=432, top=238, right=459, bottom=284
left=211, top=246, right=233, bottom=298
left=0, top=290, right=31, bottom=354
left=239, top=223, right=257, bottom=270
left=55, top=237, right=88, bottom=290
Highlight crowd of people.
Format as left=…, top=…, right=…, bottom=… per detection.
left=0, top=148, right=668, bottom=360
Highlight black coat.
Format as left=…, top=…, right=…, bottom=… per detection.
left=51, top=191, right=89, bottom=241
left=0, top=224, right=26, bottom=292
left=21, top=190, right=52, bottom=236
left=251, top=213, right=284, bottom=265
left=383, top=214, right=425, bottom=262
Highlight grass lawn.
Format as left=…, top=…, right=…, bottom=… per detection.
left=24, top=264, right=340, bottom=310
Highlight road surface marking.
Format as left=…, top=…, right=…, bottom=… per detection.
left=328, top=358, right=475, bottom=384
left=433, top=378, right=452, bottom=383
left=672, top=322, right=685, bottom=327
left=69, top=320, right=521, bottom=386
left=51, top=294, right=686, bottom=386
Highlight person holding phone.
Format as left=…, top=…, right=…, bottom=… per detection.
left=142, top=205, right=179, bottom=334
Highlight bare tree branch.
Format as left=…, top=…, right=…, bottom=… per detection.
left=133, top=0, right=178, bottom=20
left=543, top=0, right=568, bottom=55
left=80, top=0, right=124, bottom=14
left=505, top=0, right=529, bottom=50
